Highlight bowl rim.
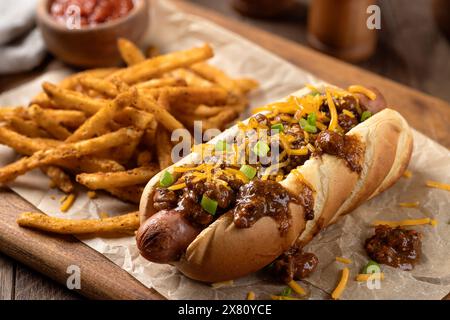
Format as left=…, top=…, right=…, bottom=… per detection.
left=37, top=0, right=148, bottom=33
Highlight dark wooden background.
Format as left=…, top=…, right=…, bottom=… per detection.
left=0, top=0, right=449, bottom=300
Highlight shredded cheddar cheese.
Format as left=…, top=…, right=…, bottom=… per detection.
left=347, top=85, right=377, bottom=100
left=316, top=121, right=327, bottom=131
left=303, top=130, right=310, bottom=143
left=331, top=268, right=349, bottom=300
left=425, top=180, right=450, bottom=192
left=288, top=280, right=306, bottom=295
left=289, top=147, right=309, bottom=156
left=342, top=109, right=355, bottom=118
left=306, top=83, right=319, bottom=92
left=372, top=218, right=437, bottom=227
left=211, top=280, right=234, bottom=289
left=247, top=291, right=256, bottom=300
left=168, top=183, right=187, bottom=191
left=398, top=201, right=419, bottom=208
left=356, top=273, right=385, bottom=282
left=336, top=257, right=352, bottom=264
left=60, top=193, right=75, bottom=212
left=326, top=89, right=338, bottom=131
left=306, top=143, right=316, bottom=153
left=403, top=170, right=413, bottom=178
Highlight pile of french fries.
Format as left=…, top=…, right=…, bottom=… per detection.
left=0, top=39, right=257, bottom=235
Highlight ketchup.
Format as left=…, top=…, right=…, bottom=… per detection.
left=50, top=0, right=134, bottom=27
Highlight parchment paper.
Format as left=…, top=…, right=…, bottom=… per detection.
left=0, top=0, right=449, bottom=300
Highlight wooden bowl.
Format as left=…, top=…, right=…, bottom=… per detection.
left=37, top=0, right=149, bottom=68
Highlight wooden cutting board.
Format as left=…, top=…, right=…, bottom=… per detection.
left=0, top=0, right=449, bottom=300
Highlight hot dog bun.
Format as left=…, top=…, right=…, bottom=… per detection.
left=139, top=84, right=413, bottom=282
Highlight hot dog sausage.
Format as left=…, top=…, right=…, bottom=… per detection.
left=136, top=210, right=200, bottom=263
left=356, top=87, right=387, bottom=114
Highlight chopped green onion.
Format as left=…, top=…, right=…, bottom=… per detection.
left=310, top=91, right=321, bottom=96
left=253, top=141, right=270, bottom=157
left=201, top=195, right=218, bottom=215
left=299, top=118, right=317, bottom=133
left=271, top=123, right=284, bottom=133
left=362, top=260, right=381, bottom=274
left=307, top=112, right=317, bottom=126
left=159, top=171, right=174, bottom=187
left=280, top=287, right=292, bottom=297
left=215, top=140, right=229, bottom=152
left=361, top=111, right=372, bottom=122
left=240, top=164, right=257, bottom=179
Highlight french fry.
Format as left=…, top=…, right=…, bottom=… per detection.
left=65, top=90, right=135, bottom=143
left=108, top=129, right=143, bottom=164
left=141, top=86, right=228, bottom=106
left=31, top=109, right=87, bottom=127
left=76, top=165, right=159, bottom=189
left=156, top=127, right=173, bottom=169
left=235, top=78, right=259, bottom=94
left=17, top=211, right=139, bottom=235
left=59, top=68, right=118, bottom=90
left=190, top=62, right=241, bottom=94
left=142, top=127, right=156, bottom=149
left=0, top=126, right=61, bottom=155
left=41, top=166, right=74, bottom=193
left=136, top=93, right=184, bottom=132
left=202, top=108, right=238, bottom=131
left=6, top=116, right=50, bottom=138
left=180, top=104, right=224, bottom=117
left=135, top=77, right=187, bottom=89
left=31, top=92, right=53, bottom=108
left=0, top=127, right=124, bottom=173
left=79, top=77, right=118, bottom=98
left=115, top=44, right=214, bottom=84
left=114, top=107, right=154, bottom=130
left=28, top=104, right=72, bottom=140
left=60, top=157, right=124, bottom=173
left=0, top=106, right=26, bottom=119
left=0, top=127, right=139, bottom=183
left=169, top=68, right=213, bottom=87
left=43, top=82, right=109, bottom=115
left=106, top=186, right=143, bottom=204
left=117, top=38, right=146, bottom=66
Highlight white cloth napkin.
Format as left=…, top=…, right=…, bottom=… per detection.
left=0, top=0, right=46, bottom=74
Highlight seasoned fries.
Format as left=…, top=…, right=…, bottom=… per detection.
left=0, top=128, right=139, bottom=183
left=43, top=82, right=109, bottom=115
left=0, top=39, right=257, bottom=236
left=117, top=38, right=146, bottom=66
left=79, top=77, right=119, bottom=98
left=29, top=104, right=72, bottom=140
left=115, top=44, right=214, bottom=84
left=76, top=165, right=159, bottom=189
left=17, top=212, right=139, bottom=235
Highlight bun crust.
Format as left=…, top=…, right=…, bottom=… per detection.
left=139, top=85, right=413, bottom=282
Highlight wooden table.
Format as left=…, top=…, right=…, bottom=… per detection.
left=1, top=0, right=449, bottom=300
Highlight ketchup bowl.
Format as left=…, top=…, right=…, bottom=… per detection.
left=37, top=0, right=149, bottom=68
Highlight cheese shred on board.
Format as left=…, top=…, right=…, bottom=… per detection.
left=331, top=267, right=349, bottom=300
left=60, top=194, right=75, bottom=212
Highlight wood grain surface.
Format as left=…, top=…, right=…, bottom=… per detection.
left=0, top=188, right=163, bottom=300
left=0, top=0, right=449, bottom=300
